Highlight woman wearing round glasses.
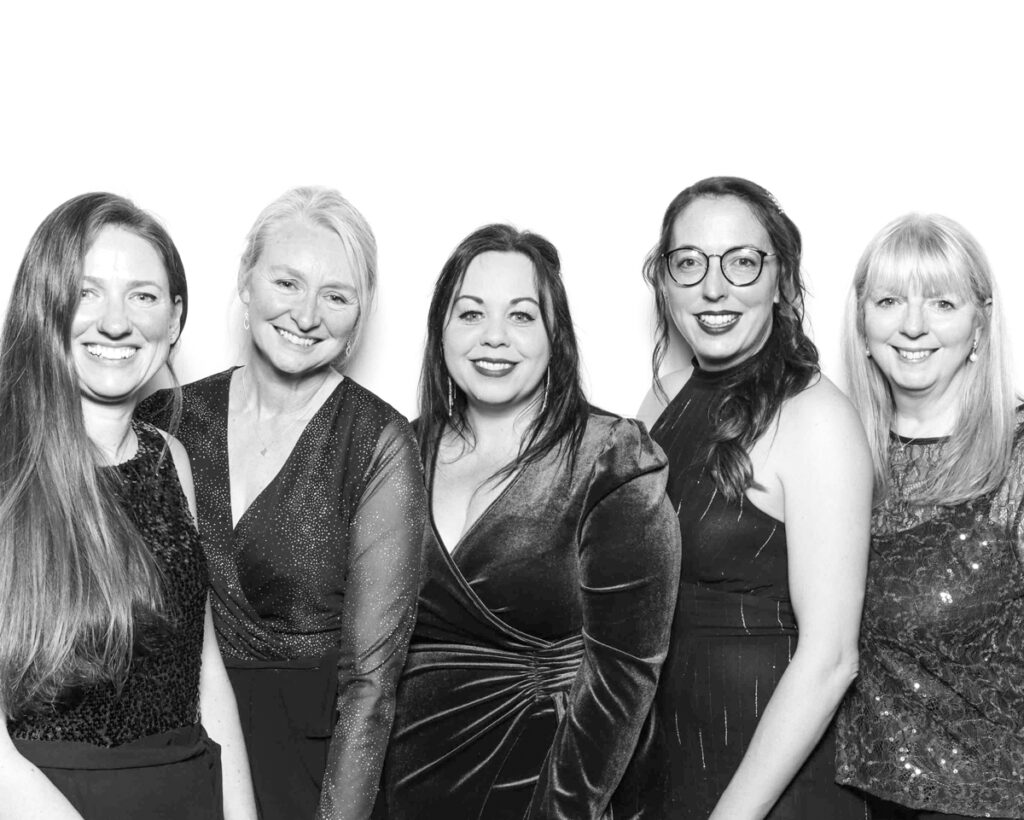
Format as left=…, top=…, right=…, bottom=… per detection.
left=835, top=215, right=1024, bottom=820
left=615, top=177, right=873, bottom=818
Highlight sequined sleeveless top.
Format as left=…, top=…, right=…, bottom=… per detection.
left=9, top=421, right=207, bottom=747
left=837, top=419, right=1024, bottom=817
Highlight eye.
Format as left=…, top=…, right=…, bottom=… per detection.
left=874, top=296, right=898, bottom=308
left=131, top=291, right=159, bottom=304
left=457, top=309, right=483, bottom=322
left=325, top=292, right=355, bottom=306
left=932, top=298, right=956, bottom=310
left=509, top=310, right=537, bottom=324
left=79, top=287, right=99, bottom=300
left=274, top=279, right=299, bottom=291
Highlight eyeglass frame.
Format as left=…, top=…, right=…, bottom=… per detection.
left=662, top=245, right=777, bottom=288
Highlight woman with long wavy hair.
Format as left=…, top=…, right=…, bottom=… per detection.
left=615, top=177, right=873, bottom=818
left=836, top=214, right=1023, bottom=820
left=0, top=193, right=256, bottom=819
left=375, top=224, right=681, bottom=818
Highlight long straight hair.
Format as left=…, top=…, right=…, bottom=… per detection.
left=0, top=193, right=188, bottom=718
left=843, top=213, right=1015, bottom=504
left=645, top=177, right=819, bottom=502
left=418, top=224, right=589, bottom=481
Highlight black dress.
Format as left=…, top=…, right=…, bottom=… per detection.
left=613, top=363, right=868, bottom=818
left=836, top=420, right=1024, bottom=818
left=8, top=421, right=221, bottom=820
left=375, top=413, right=682, bottom=819
left=141, top=369, right=425, bottom=820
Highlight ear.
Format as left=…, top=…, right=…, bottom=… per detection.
left=169, top=296, right=184, bottom=345
left=238, top=268, right=252, bottom=306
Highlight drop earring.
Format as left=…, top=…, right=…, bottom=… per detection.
left=344, top=338, right=353, bottom=359
left=539, top=370, right=549, bottom=415
left=865, top=346, right=872, bottom=358
left=243, top=311, right=250, bottom=331
left=969, top=338, right=979, bottom=363
left=447, top=377, right=455, bottom=417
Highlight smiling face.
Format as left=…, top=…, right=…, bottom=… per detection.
left=443, top=251, right=551, bottom=415
left=663, top=196, right=779, bottom=371
left=240, top=218, right=359, bottom=378
left=863, top=286, right=980, bottom=409
left=73, top=226, right=182, bottom=409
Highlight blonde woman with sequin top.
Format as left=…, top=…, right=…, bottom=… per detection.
left=836, top=213, right=1023, bottom=820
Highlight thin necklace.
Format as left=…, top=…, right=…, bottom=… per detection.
left=243, top=369, right=326, bottom=457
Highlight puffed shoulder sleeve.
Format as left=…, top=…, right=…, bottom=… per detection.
left=527, top=418, right=681, bottom=819
left=317, top=418, right=428, bottom=820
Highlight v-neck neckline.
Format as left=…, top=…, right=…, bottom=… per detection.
left=224, top=367, right=347, bottom=531
left=426, top=443, right=531, bottom=559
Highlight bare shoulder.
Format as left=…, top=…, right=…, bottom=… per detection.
left=776, top=373, right=869, bottom=466
left=637, top=364, right=694, bottom=428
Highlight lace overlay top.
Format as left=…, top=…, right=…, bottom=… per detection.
left=836, top=418, right=1024, bottom=817
left=8, top=421, right=206, bottom=746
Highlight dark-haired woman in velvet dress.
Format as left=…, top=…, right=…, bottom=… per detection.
left=616, top=177, right=873, bottom=819
left=374, top=224, right=681, bottom=819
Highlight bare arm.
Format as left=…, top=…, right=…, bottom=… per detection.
left=0, top=717, right=83, bottom=819
left=164, top=434, right=257, bottom=820
left=709, top=381, right=873, bottom=820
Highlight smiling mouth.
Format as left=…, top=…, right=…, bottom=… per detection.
left=472, top=359, right=516, bottom=375
left=696, top=313, right=740, bottom=332
left=895, top=348, right=935, bottom=362
left=86, top=344, right=137, bottom=360
left=276, top=327, right=318, bottom=348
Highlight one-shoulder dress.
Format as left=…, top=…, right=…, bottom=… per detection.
left=8, top=421, right=220, bottom=820
left=613, top=363, right=867, bottom=818
left=141, top=369, right=426, bottom=819
left=374, top=412, right=682, bottom=819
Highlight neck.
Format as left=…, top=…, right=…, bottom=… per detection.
left=460, top=398, right=541, bottom=454
left=891, top=392, right=960, bottom=438
left=81, top=398, right=136, bottom=464
left=242, top=356, right=342, bottom=417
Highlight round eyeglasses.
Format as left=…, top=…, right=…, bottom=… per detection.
left=663, top=245, right=776, bottom=287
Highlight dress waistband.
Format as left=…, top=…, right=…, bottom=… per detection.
left=12, top=723, right=214, bottom=770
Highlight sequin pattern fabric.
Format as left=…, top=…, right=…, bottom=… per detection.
left=836, top=419, right=1024, bottom=818
left=9, top=421, right=206, bottom=746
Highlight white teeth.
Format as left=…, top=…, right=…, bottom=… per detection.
left=898, top=349, right=933, bottom=361
left=277, top=328, right=316, bottom=347
left=698, top=314, right=739, bottom=327
left=86, top=344, right=136, bottom=360
left=476, top=360, right=513, bottom=371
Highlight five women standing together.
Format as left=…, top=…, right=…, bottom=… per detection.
left=0, top=179, right=1020, bottom=819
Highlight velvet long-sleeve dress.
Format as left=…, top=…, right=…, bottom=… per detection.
left=373, top=412, right=681, bottom=819
left=836, top=417, right=1024, bottom=818
left=611, top=361, right=868, bottom=818
left=140, top=369, right=426, bottom=820
left=9, top=421, right=221, bottom=819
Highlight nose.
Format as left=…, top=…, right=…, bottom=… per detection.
left=700, top=256, right=728, bottom=301
left=900, top=300, right=926, bottom=338
left=291, top=292, right=321, bottom=332
left=97, top=297, right=132, bottom=338
left=480, top=314, right=509, bottom=347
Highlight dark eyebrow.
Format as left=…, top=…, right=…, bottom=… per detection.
left=453, top=295, right=539, bottom=307
left=452, top=294, right=483, bottom=304
left=510, top=297, right=540, bottom=308
left=81, top=275, right=165, bottom=289
left=268, top=265, right=356, bottom=292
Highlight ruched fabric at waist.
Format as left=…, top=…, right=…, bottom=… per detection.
left=678, top=581, right=796, bottom=638
left=405, top=634, right=584, bottom=709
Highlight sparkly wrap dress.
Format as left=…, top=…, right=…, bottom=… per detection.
left=374, top=412, right=682, bottom=819
left=836, top=418, right=1024, bottom=819
left=612, top=362, right=868, bottom=819
left=140, top=369, right=426, bottom=820
left=8, top=421, right=221, bottom=820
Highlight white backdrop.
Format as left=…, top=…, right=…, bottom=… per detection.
left=2, top=1, right=1021, bottom=419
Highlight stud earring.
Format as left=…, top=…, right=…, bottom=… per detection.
left=243, top=311, right=250, bottom=331
left=865, top=346, right=872, bottom=358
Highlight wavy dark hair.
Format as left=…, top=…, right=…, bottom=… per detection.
left=419, top=224, right=589, bottom=481
left=0, top=192, right=187, bottom=717
left=645, top=176, right=819, bottom=501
